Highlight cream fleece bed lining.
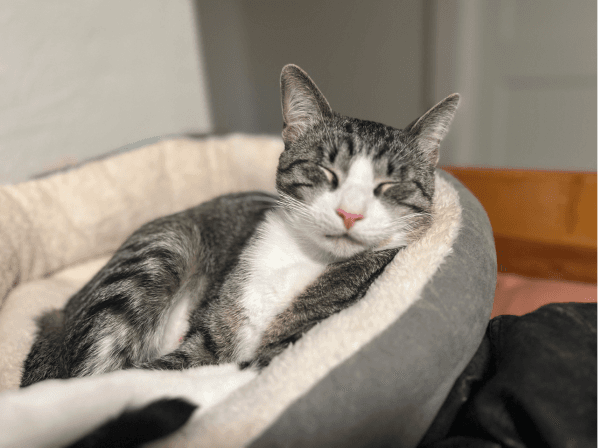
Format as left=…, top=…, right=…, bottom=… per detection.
left=0, top=135, right=284, bottom=393
left=0, top=134, right=464, bottom=447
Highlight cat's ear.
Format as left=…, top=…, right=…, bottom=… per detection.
left=404, top=93, right=460, bottom=166
left=280, top=64, right=333, bottom=145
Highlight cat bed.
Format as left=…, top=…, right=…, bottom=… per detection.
left=0, top=134, right=496, bottom=447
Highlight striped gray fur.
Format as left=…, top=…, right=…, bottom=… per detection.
left=21, top=65, right=459, bottom=387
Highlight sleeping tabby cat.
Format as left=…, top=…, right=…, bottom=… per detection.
left=21, top=64, right=459, bottom=387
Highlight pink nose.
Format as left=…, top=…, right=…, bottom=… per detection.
left=336, top=208, right=364, bottom=230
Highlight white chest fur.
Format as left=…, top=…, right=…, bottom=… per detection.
left=234, top=211, right=327, bottom=361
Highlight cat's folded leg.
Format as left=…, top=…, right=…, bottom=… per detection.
left=251, top=248, right=400, bottom=368
left=135, top=332, right=219, bottom=371
left=248, top=328, right=315, bottom=369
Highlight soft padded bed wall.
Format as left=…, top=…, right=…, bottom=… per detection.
left=0, top=135, right=496, bottom=447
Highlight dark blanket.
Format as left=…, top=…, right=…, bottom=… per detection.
left=419, top=302, right=597, bottom=448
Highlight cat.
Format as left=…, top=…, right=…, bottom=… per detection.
left=21, top=64, right=459, bottom=387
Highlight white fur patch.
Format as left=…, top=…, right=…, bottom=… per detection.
left=80, top=334, right=116, bottom=376
left=336, top=156, right=375, bottom=216
left=235, top=212, right=327, bottom=361
left=159, top=293, right=192, bottom=356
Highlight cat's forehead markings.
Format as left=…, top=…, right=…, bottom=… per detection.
left=343, top=136, right=355, bottom=157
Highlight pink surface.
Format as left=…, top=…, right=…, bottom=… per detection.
left=492, top=273, right=597, bottom=318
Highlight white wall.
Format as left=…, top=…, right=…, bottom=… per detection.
left=0, top=1, right=212, bottom=184
left=433, top=0, right=596, bottom=170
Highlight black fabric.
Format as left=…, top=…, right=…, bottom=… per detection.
left=67, top=397, right=198, bottom=448
left=419, top=302, right=597, bottom=448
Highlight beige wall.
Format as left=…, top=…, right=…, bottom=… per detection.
left=0, top=1, right=212, bottom=185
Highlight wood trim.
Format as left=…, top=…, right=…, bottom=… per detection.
left=442, top=166, right=597, bottom=283
left=495, top=235, right=596, bottom=283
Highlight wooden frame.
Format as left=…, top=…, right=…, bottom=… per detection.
left=443, top=167, right=597, bottom=284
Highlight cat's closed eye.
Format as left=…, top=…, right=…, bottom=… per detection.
left=374, top=182, right=398, bottom=196
left=318, top=165, right=338, bottom=189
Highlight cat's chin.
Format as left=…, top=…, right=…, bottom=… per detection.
left=307, top=233, right=370, bottom=262
left=324, top=233, right=362, bottom=244
left=320, top=232, right=410, bottom=261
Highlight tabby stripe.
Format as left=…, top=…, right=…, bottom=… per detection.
left=373, top=143, right=391, bottom=161
left=400, top=202, right=426, bottom=213
left=100, top=266, right=143, bottom=288
left=197, top=327, right=219, bottom=359
left=144, top=248, right=182, bottom=283
left=107, top=249, right=182, bottom=287
left=86, top=293, right=130, bottom=316
left=278, top=159, right=310, bottom=174
left=152, top=351, right=192, bottom=370
left=328, top=145, right=338, bottom=164
left=122, top=240, right=149, bottom=253
left=288, top=182, right=314, bottom=189
left=345, top=136, right=355, bottom=156
left=413, top=180, right=432, bottom=200
left=386, top=161, right=394, bottom=177
left=100, top=268, right=153, bottom=292
left=400, top=165, right=409, bottom=181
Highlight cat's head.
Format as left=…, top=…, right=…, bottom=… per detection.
left=276, top=64, right=459, bottom=262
